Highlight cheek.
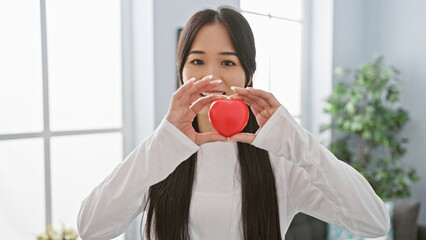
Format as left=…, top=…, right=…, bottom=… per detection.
left=224, top=70, right=246, bottom=87
left=182, top=65, right=202, bottom=83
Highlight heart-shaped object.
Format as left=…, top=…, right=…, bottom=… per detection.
left=208, top=99, right=249, bottom=137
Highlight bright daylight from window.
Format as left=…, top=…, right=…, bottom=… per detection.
left=241, top=0, right=303, bottom=122
left=0, top=1, right=124, bottom=239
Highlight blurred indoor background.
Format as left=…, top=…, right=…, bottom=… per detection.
left=0, top=0, right=424, bottom=239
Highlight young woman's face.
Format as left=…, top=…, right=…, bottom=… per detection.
left=182, top=22, right=248, bottom=116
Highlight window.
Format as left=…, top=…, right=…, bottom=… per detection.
left=0, top=1, right=125, bottom=239
left=241, top=0, right=305, bottom=124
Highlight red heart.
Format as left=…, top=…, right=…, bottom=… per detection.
left=208, top=99, right=249, bottom=137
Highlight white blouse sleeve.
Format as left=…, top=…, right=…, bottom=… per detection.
left=77, top=118, right=199, bottom=240
left=252, top=105, right=390, bottom=238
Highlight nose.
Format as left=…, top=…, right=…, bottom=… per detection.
left=207, top=65, right=222, bottom=82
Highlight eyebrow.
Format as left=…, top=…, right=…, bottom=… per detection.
left=188, top=50, right=238, bottom=56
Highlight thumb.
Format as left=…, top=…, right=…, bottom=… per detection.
left=196, top=132, right=228, bottom=145
left=229, top=133, right=256, bottom=144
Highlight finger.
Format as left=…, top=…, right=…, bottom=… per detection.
left=196, top=132, right=227, bottom=145
left=229, top=132, right=256, bottom=144
left=229, top=94, right=263, bottom=113
left=231, top=94, right=276, bottom=118
left=186, top=75, right=217, bottom=97
left=176, top=75, right=215, bottom=105
left=181, top=75, right=221, bottom=105
left=231, top=86, right=271, bottom=109
left=246, top=87, right=281, bottom=108
left=235, top=96, right=263, bottom=115
left=250, top=104, right=261, bottom=116
left=173, top=77, right=195, bottom=100
left=189, top=94, right=226, bottom=114
left=188, top=80, right=223, bottom=104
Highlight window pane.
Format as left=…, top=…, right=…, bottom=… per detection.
left=243, top=13, right=270, bottom=91
left=270, top=19, right=302, bottom=116
left=46, top=0, right=122, bottom=131
left=243, top=14, right=302, bottom=117
left=241, top=0, right=270, bottom=18
left=241, top=0, right=302, bottom=20
left=0, top=1, right=43, bottom=134
left=0, top=138, right=45, bottom=239
left=50, top=132, right=123, bottom=235
left=270, top=0, right=302, bottom=20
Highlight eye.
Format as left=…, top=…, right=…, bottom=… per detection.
left=222, top=60, right=236, bottom=66
left=190, top=59, right=204, bottom=65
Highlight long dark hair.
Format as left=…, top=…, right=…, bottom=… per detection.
left=142, top=6, right=282, bottom=240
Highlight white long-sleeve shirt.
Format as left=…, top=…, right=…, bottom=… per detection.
left=77, top=105, right=390, bottom=240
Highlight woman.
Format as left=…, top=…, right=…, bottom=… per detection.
left=77, top=6, right=390, bottom=240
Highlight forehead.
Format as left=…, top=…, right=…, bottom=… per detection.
left=190, top=22, right=236, bottom=52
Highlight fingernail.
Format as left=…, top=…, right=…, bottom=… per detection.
left=211, top=79, right=222, bottom=84
left=202, top=75, right=213, bottom=80
left=184, top=78, right=195, bottom=85
left=231, top=86, right=236, bottom=91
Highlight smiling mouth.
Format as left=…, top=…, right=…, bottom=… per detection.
left=200, top=92, right=226, bottom=96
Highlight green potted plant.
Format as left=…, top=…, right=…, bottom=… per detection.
left=36, top=225, right=78, bottom=240
left=321, top=56, right=419, bottom=200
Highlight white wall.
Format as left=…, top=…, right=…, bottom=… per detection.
left=371, top=0, right=426, bottom=226
left=333, top=0, right=426, bottom=226
left=124, top=0, right=156, bottom=238
left=153, top=0, right=240, bottom=126
left=333, top=0, right=367, bottom=68
left=306, top=0, right=334, bottom=144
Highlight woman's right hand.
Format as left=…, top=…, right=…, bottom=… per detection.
left=166, top=75, right=227, bottom=146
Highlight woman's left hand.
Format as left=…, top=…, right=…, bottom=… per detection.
left=228, top=86, right=281, bottom=144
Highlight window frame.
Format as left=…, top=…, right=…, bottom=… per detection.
left=0, top=0, right=133, bottom=233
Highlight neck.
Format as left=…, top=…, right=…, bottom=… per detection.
left=197, top=114, right=217, bottom=133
